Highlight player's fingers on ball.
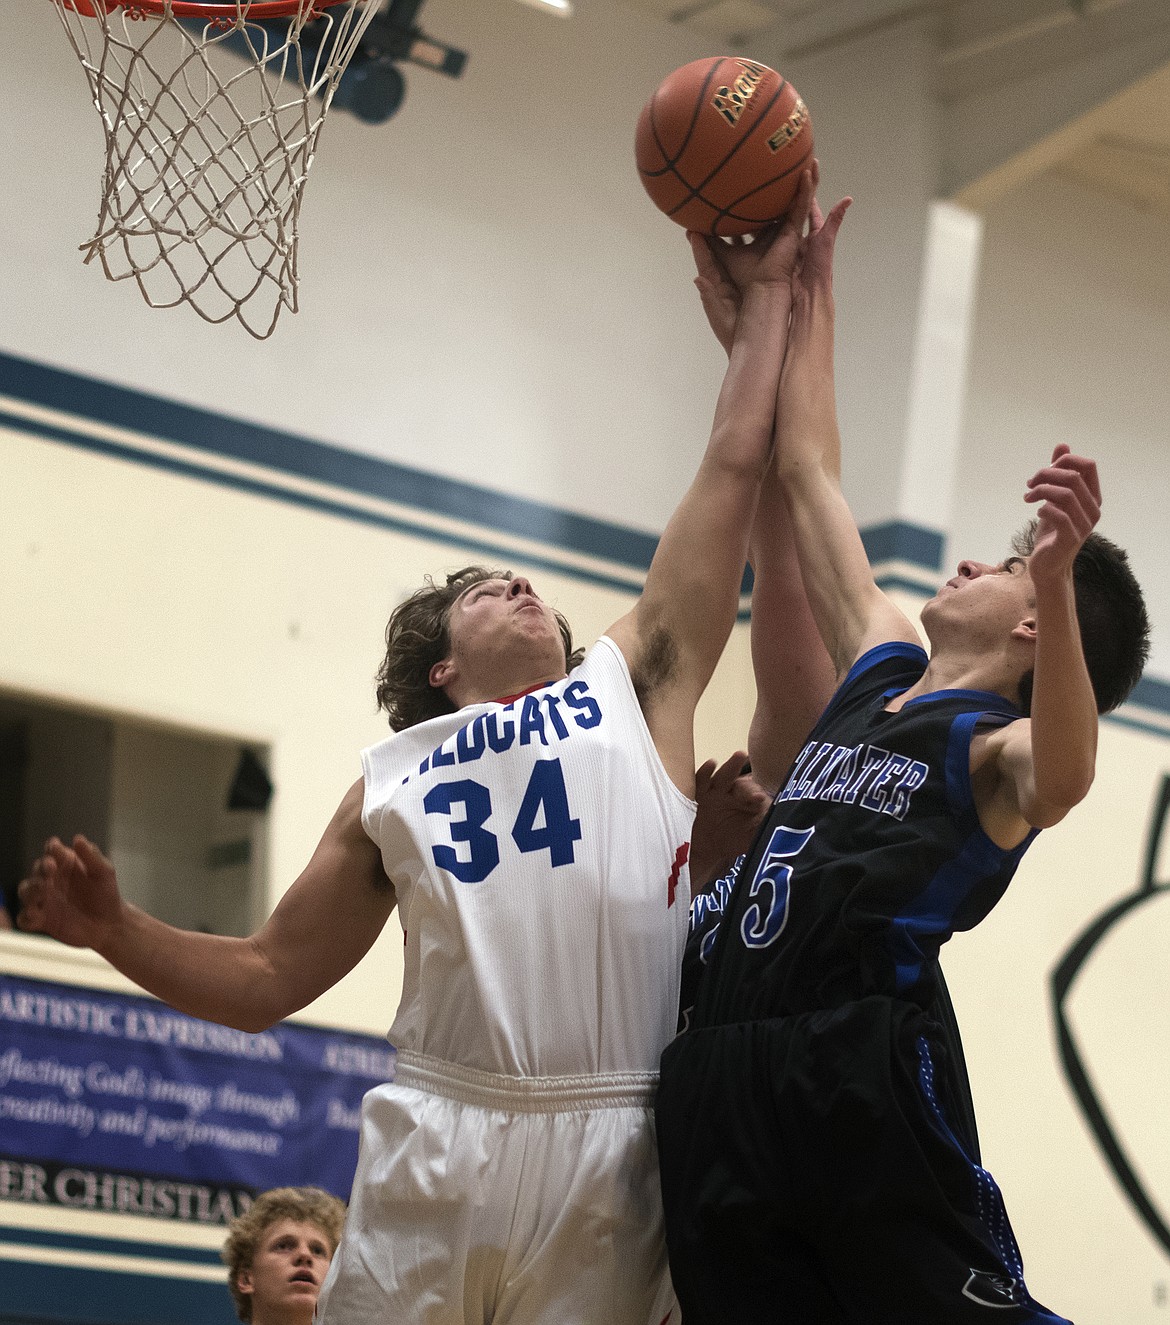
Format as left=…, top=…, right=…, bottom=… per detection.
left=791, top=169, right=815, bottom=228
left=688, top=232, right=721, bottom=283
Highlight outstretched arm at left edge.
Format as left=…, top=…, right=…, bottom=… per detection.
left=607, top=171, right=817, bottom=791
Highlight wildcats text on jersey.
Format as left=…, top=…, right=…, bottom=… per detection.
left=403, top=680, right=604, bottom=787
left=777, top=738, right=928, bottom=821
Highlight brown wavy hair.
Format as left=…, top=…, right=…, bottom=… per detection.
left=222, top=1186, right=346, bottom=1322
left=375, top=566, right=585, bottom=731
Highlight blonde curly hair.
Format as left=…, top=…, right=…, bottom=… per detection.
left=222, top=1187, right=346, bottom=1322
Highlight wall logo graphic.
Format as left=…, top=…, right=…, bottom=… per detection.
left=1051, top=772, right=1170, bottom=1258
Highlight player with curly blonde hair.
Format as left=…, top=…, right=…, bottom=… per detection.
left=222, top=1187, right=345, bottom=1325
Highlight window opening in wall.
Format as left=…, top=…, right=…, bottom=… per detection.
left=0, top=692, right=270, bottom=939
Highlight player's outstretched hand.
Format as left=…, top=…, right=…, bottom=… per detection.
left=688, top=159, right=821, bottom=354
left=793, top=190, right=851, bottom=296
left=689, top=230, right=740, bottom=357
left=690, top=751, right=771, bottom=889
left=1023, top=443, right=1102, bottom=584
left=16, top=835, right=124, bottom=951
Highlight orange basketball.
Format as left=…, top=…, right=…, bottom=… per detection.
left=635, top=57, right=813, bottom=236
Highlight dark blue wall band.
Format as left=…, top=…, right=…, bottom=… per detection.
left=0, top=1224, right=221, bottom=1266
left=0, top=352, right=659, bottom=572
left=0, top=1258, right=235, bottom=1325
left=862, top=520, right=945, bottom=571
left=2, top=350, right=1165, bottom=718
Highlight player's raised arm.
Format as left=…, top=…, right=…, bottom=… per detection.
left=607, top=171, right=815, bottom=788
left=17, top=778, right=395, bottom=1032
left=772, top=196, right=920, bottom=679
left=687, top=208, right=838, bottom=797
left=746, top=432, right=840, bottom=796
left=985, top=448, right=1103, bottom=833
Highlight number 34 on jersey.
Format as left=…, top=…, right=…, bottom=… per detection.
left=425, top=758, right=583, bottom=884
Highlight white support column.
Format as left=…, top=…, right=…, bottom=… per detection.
left=897, top=200, right=984, bottom=567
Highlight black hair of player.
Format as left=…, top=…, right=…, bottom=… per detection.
left=1013, top=524, right=1149, bottom=716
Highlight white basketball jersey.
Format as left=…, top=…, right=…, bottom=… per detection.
left=361, top=635, right=695, bottom=1078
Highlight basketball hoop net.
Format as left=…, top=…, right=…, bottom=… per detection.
left=51, top=0, right=383, bottom=338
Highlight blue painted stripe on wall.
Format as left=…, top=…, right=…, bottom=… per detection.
left=0, top=1224, right=222, bottom=1266
left=861, top=521, right=945, bottom=571
left=1099, top=710, right=1170, bottom=740
left=2, top=351, right=1165, bottom=708
left=1132, top=674, right=1170, bottom=713
left=2, top=1259, right=235, bottom=1325
left=875, top=572, right=941, bottom=597
left=1, top=408, right=650, bottom=599
left=0, top=352, right=660, bottom=573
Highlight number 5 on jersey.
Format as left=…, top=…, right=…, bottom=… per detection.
left=740, top=824, right=814, bottom=949
left=423, top=757, right=583, bottom=884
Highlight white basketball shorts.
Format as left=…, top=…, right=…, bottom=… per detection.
left=314, top=1050, right=678, bottom=1325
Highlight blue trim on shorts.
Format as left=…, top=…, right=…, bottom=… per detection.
left=914, top=1036, right=1070, bottom=1323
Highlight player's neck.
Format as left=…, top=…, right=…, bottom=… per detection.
left=252, top=1303, right=315, bottom=1325
left=450, top=669, right=566, bottom=712
left=889, top=650, right=1024, bottom=711
left=493, top=680, right=555, bottom=705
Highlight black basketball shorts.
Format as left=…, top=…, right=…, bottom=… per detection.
left=655, top=996, right=1072, bottom=1324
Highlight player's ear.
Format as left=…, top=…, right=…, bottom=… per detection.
left=429, top=657, right=455, bottom=690
left=236, top=1268, right=254, bottom=1299
left=1011, top=616, right=1038, bottom=645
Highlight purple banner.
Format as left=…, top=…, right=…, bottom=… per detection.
left=0, top=974, right=393, bottom=1223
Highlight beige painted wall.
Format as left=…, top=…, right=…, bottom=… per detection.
left=0, top=417, right=755, bottom=1039
left=1, top=1, right=1167, bottom=1319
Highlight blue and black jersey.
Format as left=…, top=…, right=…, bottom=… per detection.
left=689, top=641, right=1036, bottom=1027
left=659, top=642, right=1069, bottom=1323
